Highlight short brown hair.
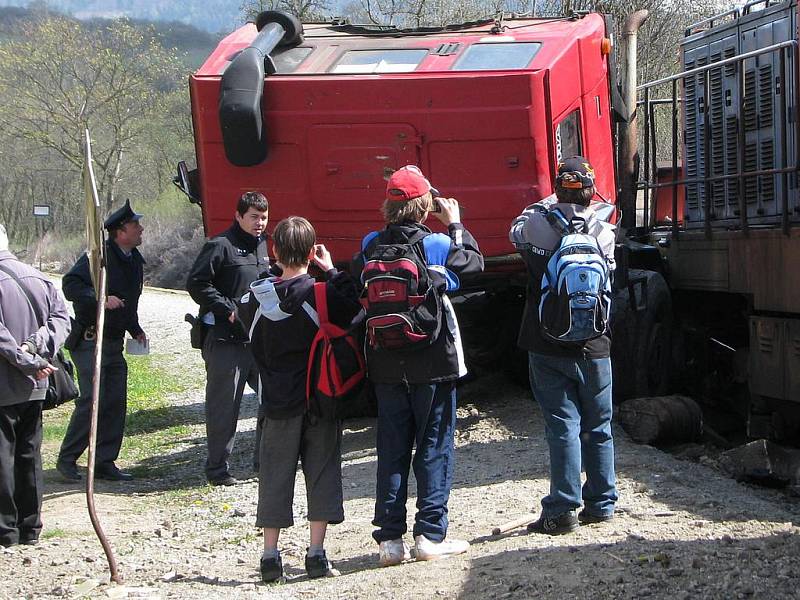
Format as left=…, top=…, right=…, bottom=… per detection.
left=272, top=216, right=315, bottom=268
left=382, top=192, right=434, bottom=224
left=237, top=191, right=269, bottom=216
left=555, top=183, right=594, bottom=206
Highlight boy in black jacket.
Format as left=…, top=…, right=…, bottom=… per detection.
left=245, top=216, right=361, bottom=582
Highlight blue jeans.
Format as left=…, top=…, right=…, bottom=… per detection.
left=372, top=382, right=456, bottom=543
left=529, top=353, right=617, bottom=517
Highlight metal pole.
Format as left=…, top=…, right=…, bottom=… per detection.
left=672, top=78, right=680, bottom=238
left=779, top=47, right=790, bottom=235
left=643, top=86, right=651, bottom=229
left=703, top=68, right=712, bottom=239
left=85, top=262, right=122, bottom=583
left=738, top=55, right=749, bottom=235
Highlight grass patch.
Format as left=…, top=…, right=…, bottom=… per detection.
left=41, top=528, right=70, bottom=540
left=41, top=352, right=202, bottom=475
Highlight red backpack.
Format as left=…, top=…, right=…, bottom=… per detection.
left=306, top=282, right=366, bottom=421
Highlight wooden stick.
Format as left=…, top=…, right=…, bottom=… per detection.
left=491, top=514, right=537, bottom=536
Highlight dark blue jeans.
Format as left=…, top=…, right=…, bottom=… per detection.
left=529, top=353, right=617, bottom=518
left=372, top=382, right=456, bottom=544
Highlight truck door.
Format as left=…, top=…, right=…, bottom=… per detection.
left=307, top=123, right=421, bottom=212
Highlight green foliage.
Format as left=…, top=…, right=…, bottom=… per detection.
left=41, top=352, right=199, bottom=472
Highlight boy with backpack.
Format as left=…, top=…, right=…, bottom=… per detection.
left=509, top=156, right=618, bottom=535
left=243, top=216, right=362, bottom=582
left=357, top=165, right=483, bottom=566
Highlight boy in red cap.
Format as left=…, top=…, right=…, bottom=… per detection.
left=357, top=165, right=484, bottom=566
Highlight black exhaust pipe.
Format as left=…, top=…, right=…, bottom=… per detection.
left=218, top=11, right=303, bottom=167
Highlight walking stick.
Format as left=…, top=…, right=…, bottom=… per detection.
left=83, top=129, right=122, bottom=583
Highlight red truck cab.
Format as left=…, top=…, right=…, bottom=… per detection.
left=187, top=13, right=619, bottom=265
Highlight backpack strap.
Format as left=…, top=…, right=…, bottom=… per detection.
left=313, top=282, right=328, bottom=325
left=0, top=262, right=43, bottom=328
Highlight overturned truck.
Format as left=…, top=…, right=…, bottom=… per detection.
left=177, top=4, right=800, bottom=443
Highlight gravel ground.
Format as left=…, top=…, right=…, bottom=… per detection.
left=1, top=285, right=799, bottom=599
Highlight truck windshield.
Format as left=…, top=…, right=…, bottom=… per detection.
left=273, top=46, right=313, bottom=73
left=331, top=49, right=429, bottom=73
left=452, top=42, right=541, bottom=70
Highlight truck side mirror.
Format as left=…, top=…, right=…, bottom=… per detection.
left=174, top=161, right=201, bottom=205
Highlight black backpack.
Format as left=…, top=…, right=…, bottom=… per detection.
left=361, top=230, right=443, bottom=351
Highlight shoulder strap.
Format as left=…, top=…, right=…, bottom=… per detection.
left=313, top=282, right=328, bottom=325
left=0, top=262, right=42, bottom=327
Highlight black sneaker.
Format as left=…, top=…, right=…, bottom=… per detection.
left=260, top=555, right=284, bottom=583
left=305, top=551, right=334, bottom=579
left=208, top=475, right=238, bottom=487
left=578, top=509, right=614, bottom=524
left=94, top=464, right=134, bottom=481
left=526, top=511, right=579, bottom=535
left=56, top=460, right=81, bottom=482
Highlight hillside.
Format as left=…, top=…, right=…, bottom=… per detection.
left=0, top=5, right=221, bottom=67
left=0, top=0, right=243, bottom=33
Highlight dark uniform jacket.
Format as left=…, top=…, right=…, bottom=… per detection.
left=244, top=270, right=361, bottom=419
left=355, top=221, right=484, bottom=385
left=63, top=240, right=144, bottom=341
left=0, top=251, right=71, bottom=406
left=509, top=196, right=616, bottom=359
left=186, top=222, right=269, bottom=343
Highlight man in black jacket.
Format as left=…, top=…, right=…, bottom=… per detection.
left=57, top=199, right=146, bottom=482
left=509, top=157, right=618, bottom=535
left=187, top=191, right=269, bottom=486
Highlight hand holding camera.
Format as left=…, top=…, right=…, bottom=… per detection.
left=432, top=197, right=461, bottom=226
left=311, top=243, right=334, bottom=271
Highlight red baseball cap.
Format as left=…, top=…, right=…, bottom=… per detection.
left=386, top=165, right=440, bottom=201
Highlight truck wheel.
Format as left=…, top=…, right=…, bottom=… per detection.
left=255, top=10, right=303, bottom=47
left=632, top=270, right=673, bottom=397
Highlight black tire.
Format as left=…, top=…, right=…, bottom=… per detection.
left=631, top=270, right=673, bottom=398
left=255, top=10, right=303, bottom=47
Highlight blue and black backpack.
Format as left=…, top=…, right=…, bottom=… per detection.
left=538, top=208, right=612, bottom=344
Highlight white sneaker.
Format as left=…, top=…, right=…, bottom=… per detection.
left=378, top=538, right=412, bottom=567
left=414, top=535, right=469, bottom=561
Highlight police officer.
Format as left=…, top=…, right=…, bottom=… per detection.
left=187, top=191, right=269, bottom=486
left=57, top=199, right=146, bottom=482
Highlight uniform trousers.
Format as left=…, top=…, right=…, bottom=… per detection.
left=58, top=337, right=127, bottom=469
left=201, top=336, right=260, bottom=481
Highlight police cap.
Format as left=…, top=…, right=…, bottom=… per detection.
left=104, top=199, right=142, bottom=230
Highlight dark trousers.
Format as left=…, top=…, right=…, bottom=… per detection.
left=59, top=337, right=127, bottom=468
left=201, top=337, right=260, bottom=481
left=256, top=414, right=344, bottom=528
left=0, top=400, right=44, bottom=546
left=372, top=382, right=456, bottom=544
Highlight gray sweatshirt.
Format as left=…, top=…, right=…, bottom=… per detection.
left=0, top=251, right=71, bottom=406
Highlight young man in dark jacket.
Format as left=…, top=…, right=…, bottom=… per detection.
left=509, top=156, right=618, bottom=535
left=57, top=199, right=146, bottom=482
left=244, top=216, right=361, bottom=582
left=357, top=165, right=484, bottom=566
left=187, top=191, right=269, bottom=486
left=0, top=224, right=70, bottom=546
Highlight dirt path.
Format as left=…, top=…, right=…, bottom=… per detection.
left=1, top=286, right=799, bottom=599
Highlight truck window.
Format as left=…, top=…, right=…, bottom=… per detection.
left=555, top=109, right=582, bottom=161
left=452, top=42, right=541, bottom=71
left=272, top=47, right=313, bottom=73
left=331, top=49, right=428, bottom=73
